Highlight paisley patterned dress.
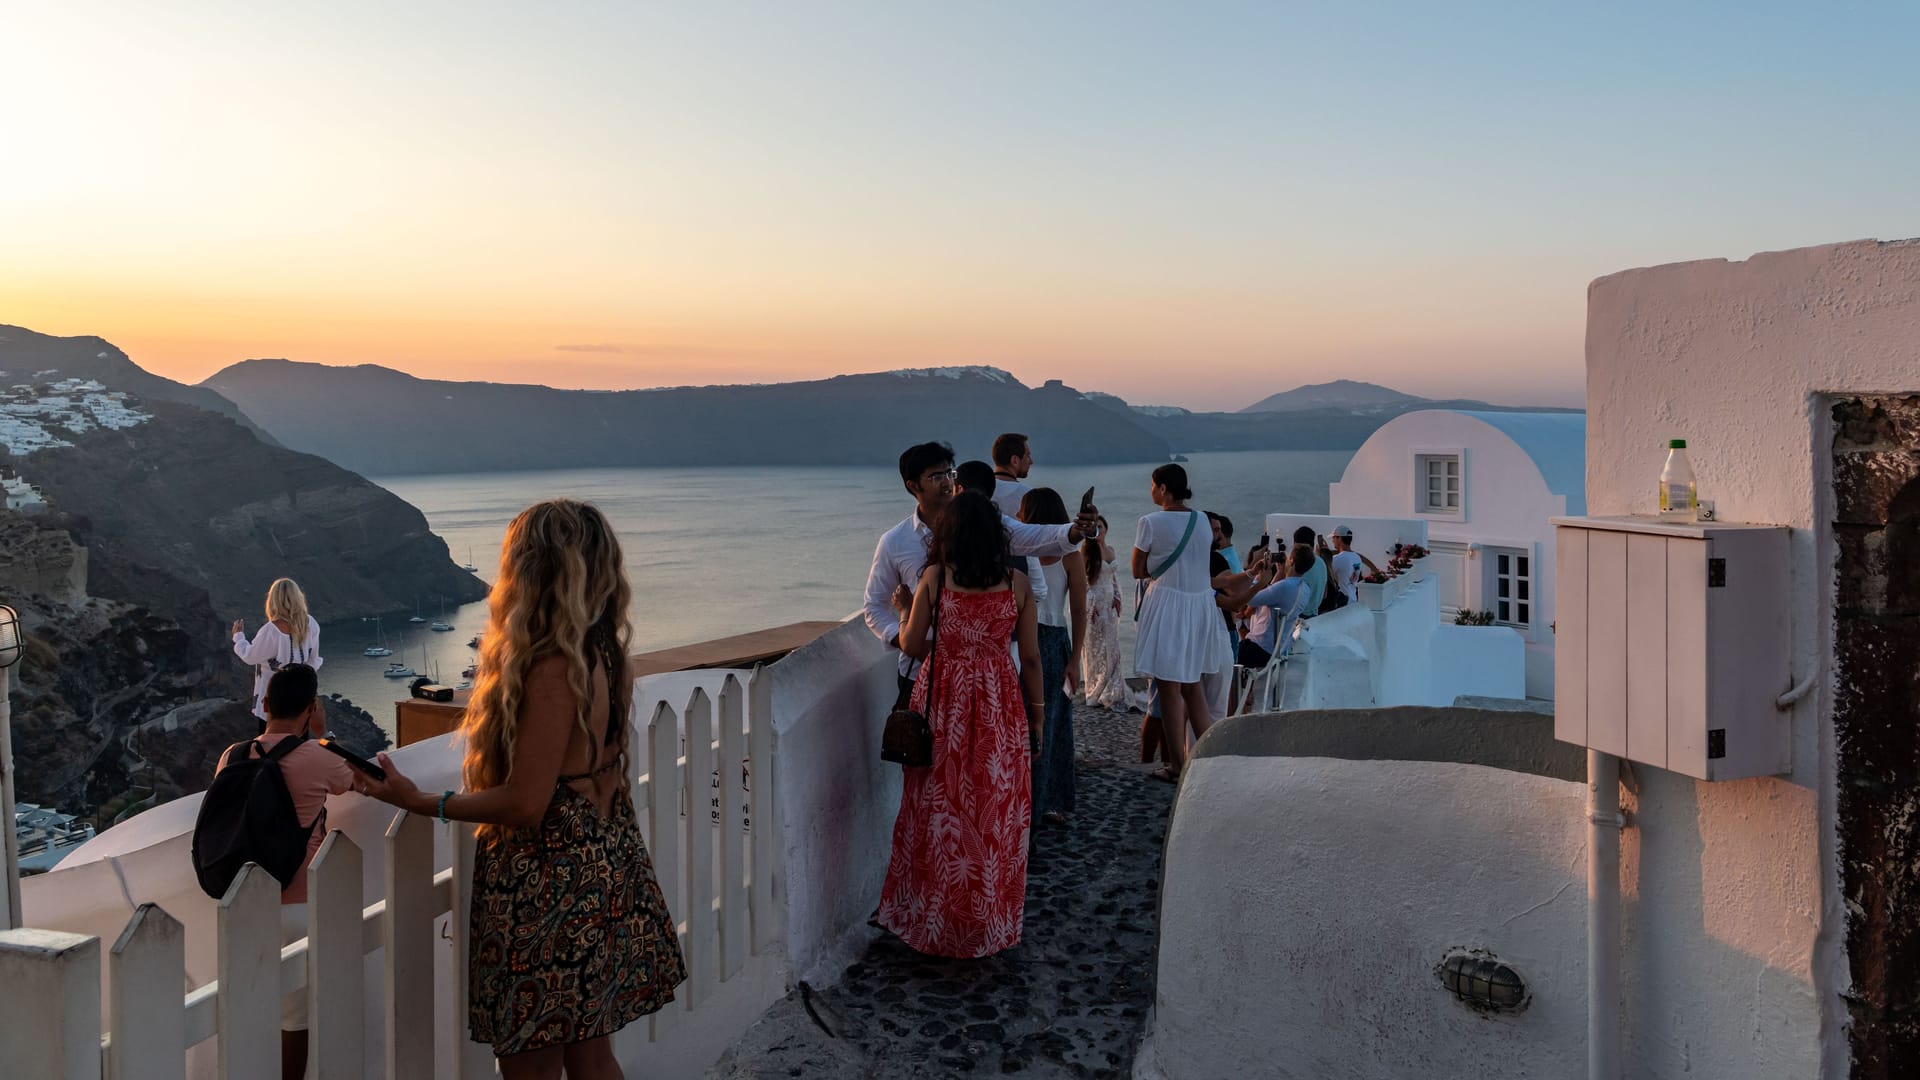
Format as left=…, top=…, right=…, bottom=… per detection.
left=878, top=586, right=1031, bottom=958
left=467, top=675, right=686, bottom=1055
left=1081, top=560, right=1131, bottom=709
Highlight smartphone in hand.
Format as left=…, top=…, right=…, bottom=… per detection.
left=317, top=737, right=388, bottom=781
left=1079, top=486, right=1097, bottom=513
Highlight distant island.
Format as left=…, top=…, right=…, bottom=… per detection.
left=206, top=362, right=1579, bottom=477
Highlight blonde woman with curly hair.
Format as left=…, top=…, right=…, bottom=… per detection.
left=232, top=578, right=324, bottom=730
left=359, top=500, right=684, bottom=1079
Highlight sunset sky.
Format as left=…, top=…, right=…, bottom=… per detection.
left=4, top=3, right=1916, bottom=411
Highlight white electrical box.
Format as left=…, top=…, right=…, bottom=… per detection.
left=1552, top=515, right=1792, bottom=781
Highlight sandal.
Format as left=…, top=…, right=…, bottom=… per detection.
left=1148, top=766, right=1180, bottom=784
left=1041, top=811, right=1068, bottom=827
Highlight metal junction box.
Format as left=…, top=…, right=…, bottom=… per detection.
left=1552, top=515, right=1792, bottom=781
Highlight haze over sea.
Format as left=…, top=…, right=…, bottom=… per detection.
left=323, top=449, right=1352, bottom=732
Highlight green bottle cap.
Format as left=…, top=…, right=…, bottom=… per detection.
left=1669, top=439, right=1686, bottom=449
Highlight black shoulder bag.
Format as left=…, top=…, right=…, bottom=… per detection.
left=881, top=570, right=943, bottom=768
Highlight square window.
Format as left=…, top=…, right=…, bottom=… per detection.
left=1418, top=455, right=1462, bottom=515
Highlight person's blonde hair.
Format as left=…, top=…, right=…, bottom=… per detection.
left=264, top=578, right=311, bottom=650
left=462, top=500, right=632, bottom=843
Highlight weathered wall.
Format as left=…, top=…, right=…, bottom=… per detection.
left=1137, top=711, right=1590, bottom=1080
left=766, top=618, right=901, bottom=986
left=1586, top=237, right=1920, bottom=1078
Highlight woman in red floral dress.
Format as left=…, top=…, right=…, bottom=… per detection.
left=879, top=491, right=1045, bottom=958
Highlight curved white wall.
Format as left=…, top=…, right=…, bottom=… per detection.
left=1137, top=754, right=1588, bottom=1080
left=1331, top=410, right=1574, bottom=698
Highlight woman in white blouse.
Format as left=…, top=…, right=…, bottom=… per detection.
left=232, top=578, right=325, bottom=729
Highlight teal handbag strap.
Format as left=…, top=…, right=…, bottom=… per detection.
left=1134, top=511, right=1200, bottom=622
left=1150, top=511, right=1200, bottom=579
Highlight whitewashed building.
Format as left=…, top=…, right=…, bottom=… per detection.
left=1329, top=409, right=1585, bottom=699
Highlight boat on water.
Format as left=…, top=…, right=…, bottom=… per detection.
left=383, top=663, right=416, bottom=679
left=461, top=546, right=478, bottom=573
left=467, top=633, right=482, bottom=648
left=461, top=662, right=478, bottom=679
left=430, top=596, right=454, bottom=632
left=362, top=615, right=394, bottom=658
left=408, top=597, right=426, bottom=624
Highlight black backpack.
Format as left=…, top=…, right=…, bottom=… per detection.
left=191, top=735, right=321, bottom=899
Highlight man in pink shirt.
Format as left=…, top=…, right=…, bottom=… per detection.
left=214, top=663, right=353, bottom=1080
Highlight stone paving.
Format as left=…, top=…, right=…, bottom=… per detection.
left=709, top=703, right=1171, bottom=1078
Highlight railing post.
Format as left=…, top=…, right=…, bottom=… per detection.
left=384, top=811, right=434, bottom=1079
left=716, top=674, right=748, bottom=981
left=216, top=864, right=282, bottom=1080
left=682, top=687, right=716, bottom=1010
left=446, top=822, right=494, bottom=1078
left=0, top=927, right=100, bottom=1080
left=645, top=700, right=683, bottom=1041
left=308, top=832, right=364, bottom=1080
left=109, top=904, right=186, bottom=1080
left=747, top=664, right=780, bottom=953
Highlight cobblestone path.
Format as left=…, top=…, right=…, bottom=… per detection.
left=709, top=704, right=1171, bottom=1078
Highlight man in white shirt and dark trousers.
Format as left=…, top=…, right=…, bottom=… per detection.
left=865, top=441, right=1097, bottom=707
left=1328, top=524, right=1381, bottom=606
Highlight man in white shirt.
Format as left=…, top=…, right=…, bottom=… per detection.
left=988, top=432, right=1033, bottom=518
left=864, top=441, right=1096, bottom=704
left=1328, top=524, right=1381, bottom=605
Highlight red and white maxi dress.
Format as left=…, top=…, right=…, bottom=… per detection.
left=877, top=586, right=1031, bottom=958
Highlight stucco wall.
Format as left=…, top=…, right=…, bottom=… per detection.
left=1584, top=238, right=1920, bottom=1078
left=1138, top=742, right=1589, bottom=1079
left=1331, top=410, right=1577, bottom=698
left=766, top=618, right=901, bottom=986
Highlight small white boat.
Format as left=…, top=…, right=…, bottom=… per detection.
left=383, top=663, right=416, bottom=679
left=362, top=616, right=394, bottom=657
left=430, top=621, right=454, bottom=632
left=462, top=546, right=479, bottom=573
left=408, top=599, right=425, bottom=625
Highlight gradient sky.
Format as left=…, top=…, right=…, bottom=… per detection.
left=4, top=3, right=1916, bottom=411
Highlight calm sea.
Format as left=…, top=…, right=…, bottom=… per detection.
left=323, top=449, right=1354, bottom=733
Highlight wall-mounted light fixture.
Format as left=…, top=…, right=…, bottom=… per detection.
left=0, top=604, right=21, bottom=669
left=1439, top=951, right=1527, bottom=1012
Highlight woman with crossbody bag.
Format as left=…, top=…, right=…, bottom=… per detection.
left=1131, top=464, right=1220, bottom=783
left=877, top=491, right=1044, bottom=958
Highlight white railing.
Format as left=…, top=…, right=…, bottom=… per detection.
left=0, top=667, right=781, bottom=1079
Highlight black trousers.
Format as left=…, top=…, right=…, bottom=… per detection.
left=1237, top=639, right=1273, bottom=669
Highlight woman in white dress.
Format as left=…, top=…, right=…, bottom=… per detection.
left=1131, top=464, right=1221, bottom=782
left=1079, top=517, right=1130, bottom=710
left=232, top=578, right=324, bottom=729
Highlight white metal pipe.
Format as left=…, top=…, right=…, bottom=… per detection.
left=1, top=667, right=21, bottom=928
left=1588, top=749, right=1623, bottom=1080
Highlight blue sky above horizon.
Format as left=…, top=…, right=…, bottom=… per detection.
left=3, top=2, right=1916, bottom=410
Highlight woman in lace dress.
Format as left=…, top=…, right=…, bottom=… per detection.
left=1079, top=517, right=1130, bottom=709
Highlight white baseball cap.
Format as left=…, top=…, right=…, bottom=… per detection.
left=1332, top=525, right=1354, bottom=539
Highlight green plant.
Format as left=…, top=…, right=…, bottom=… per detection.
left=1455, top=609, right=1497, bottom=626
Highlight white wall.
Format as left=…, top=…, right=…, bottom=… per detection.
left=1297, top=574, right=1524, bottom=708
left=1137, top=755, right=1588, bottom=1080
left=1331, top=410, right=1575, bottom=698
left=766, top=619, right=901, bottom=986
left=1584, top=238, right=1920, bottom=1078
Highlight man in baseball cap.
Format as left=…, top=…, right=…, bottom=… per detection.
left=1328, top=525, right=1380, bottom=605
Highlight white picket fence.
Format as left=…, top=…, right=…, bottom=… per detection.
left=0, top=668, right=781, bottom=1079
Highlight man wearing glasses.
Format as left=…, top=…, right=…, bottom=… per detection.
left=863, top=441, right=1099, bottom=706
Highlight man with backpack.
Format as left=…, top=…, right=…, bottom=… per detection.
left=197, top=663, right=352, bottom=1080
